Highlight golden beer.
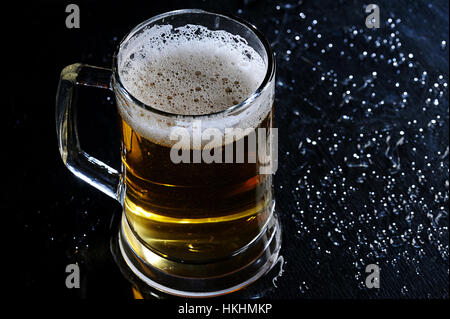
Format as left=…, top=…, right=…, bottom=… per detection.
left=119, top=112, right=273, bottom=262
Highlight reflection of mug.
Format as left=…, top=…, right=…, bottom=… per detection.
left=56, top=9, right=281, bottom=297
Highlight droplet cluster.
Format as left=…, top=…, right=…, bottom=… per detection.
left=243, top=2, right=448, bottom=298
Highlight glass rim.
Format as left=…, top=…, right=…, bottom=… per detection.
left=111, top=8, right=275, bottom=119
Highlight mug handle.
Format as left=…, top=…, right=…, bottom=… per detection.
left=56, top=63, right=121, bottom=200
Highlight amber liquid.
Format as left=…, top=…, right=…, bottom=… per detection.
left=119, top=112, right=273, bottom=263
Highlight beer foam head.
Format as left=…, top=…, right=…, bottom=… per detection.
left=116, top=24, right=273, bottom=147
left=119, top=24, right=266, bottom=115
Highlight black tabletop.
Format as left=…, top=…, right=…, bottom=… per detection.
left=7, top=0, right=448, bottom=299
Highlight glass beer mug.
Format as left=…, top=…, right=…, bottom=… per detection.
left=56, top=9, right=281, bottom=297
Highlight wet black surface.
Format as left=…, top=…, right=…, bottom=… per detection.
left=7, top=0, right=448, bottom=299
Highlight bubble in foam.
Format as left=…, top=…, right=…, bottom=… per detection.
left=118, top=24, right=266, bottom=115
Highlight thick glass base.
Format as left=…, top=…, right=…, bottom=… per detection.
left=117, top=212, right=282, bottom=298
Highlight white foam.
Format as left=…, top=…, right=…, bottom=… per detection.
left=116, top=24, right=273, bottom=148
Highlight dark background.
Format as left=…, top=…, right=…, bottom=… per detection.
left=6, top=0, right=449, bottom=299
